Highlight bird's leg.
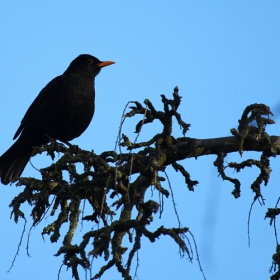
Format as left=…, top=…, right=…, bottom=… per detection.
left=44, top=133, right=64, bottom=149
left=60, top=140, right=72, bottom=147
left=59, top=140, right=81, bottom=154
left=44, top=133, right=57, bottom=147
left=42, top=133, right=60, bottom=160
left=44, top=134, right=80, bottom=155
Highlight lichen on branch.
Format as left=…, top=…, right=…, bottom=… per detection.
left=7, top=87, right=280, bottom=280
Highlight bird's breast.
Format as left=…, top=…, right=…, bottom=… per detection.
left=57, top=80, right=95, bottom=141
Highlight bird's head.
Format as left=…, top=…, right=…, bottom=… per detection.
left=64, top=54, right=115, bottom=77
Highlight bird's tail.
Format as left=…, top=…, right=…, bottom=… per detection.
left=0, top=141, right=32, bottom=185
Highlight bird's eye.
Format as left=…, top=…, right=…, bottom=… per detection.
left=88, top=59, right=94, bottom=65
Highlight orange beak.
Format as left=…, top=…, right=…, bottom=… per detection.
left=97, top=61, right=115, bottom=68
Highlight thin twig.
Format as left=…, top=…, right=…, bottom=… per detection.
left=7, top=217, right=27, bottom=273
left=57, top=263, right=63, bottom=280
left=247, top=198, right=257, bottom=248
left=164, top=170, right=182, bottom=228
left=188, top=231, right=207, bottom=280
left=133, top=251, right=140, bottom=280
left=273, top=197, right=280, bottom=245
left=80, top=188, right=87, bottom=231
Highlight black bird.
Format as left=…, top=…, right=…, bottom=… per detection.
left=0, top=54, right=114, bottom=185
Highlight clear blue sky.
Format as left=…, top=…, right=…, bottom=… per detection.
left=1, top=1, right=280, bottom=280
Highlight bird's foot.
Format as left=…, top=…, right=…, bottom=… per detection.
left=43, top=133, right=64, bottom=159
left=61, top=141, right=81, bottom=154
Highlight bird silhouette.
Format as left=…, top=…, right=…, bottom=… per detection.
left=0, top=54, right=114, bottom=185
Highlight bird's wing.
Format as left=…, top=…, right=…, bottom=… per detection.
left=13, top=75, right=63, bottom=140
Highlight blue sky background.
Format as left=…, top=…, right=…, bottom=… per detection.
left=1, top=1, right=280, bottom=280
